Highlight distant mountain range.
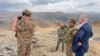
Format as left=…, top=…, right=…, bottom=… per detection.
left=0, top=11, right=100, bottom=27
left=32, top=12, right=100, bottom=22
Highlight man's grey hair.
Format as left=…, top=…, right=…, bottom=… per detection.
left=79, top=14, right=88, bottom=21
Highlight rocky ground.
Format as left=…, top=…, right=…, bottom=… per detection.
left=0, top=27, right=100, bottom=56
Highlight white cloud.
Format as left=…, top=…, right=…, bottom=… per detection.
left=26, top=0, right=100, bottom=12
left=22, top=1, right=77, bottom=12
left=0, top=0, right=100, bottom=12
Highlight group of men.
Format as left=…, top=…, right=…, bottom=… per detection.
left=56, top=14, right=93, bottom=56
left=12, top=9, right=93, bottom=56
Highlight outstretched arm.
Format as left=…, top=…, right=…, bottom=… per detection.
left=12, top=16, right=18, bottom=32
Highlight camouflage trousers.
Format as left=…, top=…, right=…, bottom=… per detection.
left=17, top=39, right=32, bottom=56
left=66, top=44, right=73, bottom=56
left=56, top=39, right=64, bottom=51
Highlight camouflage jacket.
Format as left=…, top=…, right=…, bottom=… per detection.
left=65, top=26, right=78, bottom=44
left=57, top=28, right=65, bottom=39
left=16, top=18, right=35, bottom=40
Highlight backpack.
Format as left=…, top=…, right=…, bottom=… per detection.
left=15, top=16, right=22, bottom=37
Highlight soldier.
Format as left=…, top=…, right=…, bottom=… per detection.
left=55, top=23, right=65, bottom=52
left=65, top=18, right=78, bottom=56
left=12, top=9, right=35, bottom=56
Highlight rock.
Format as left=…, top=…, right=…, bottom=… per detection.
left=0, top=27, right=100, bottom=56
left=0, top=42, right=17, bottom=56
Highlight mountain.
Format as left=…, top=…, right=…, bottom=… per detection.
left=31, top=12, right=100, bottom=23
left=32, top=12, right=68, bottom=22
left=0, top=11, right=100, bottom=28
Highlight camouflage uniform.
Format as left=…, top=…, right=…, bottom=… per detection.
left=16, top=9, right=35, bottom=56
left=65, top=27, right=77, bottom=56
left=56, top=27, right=65, bottom=51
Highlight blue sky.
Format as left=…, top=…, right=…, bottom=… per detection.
left=0, top=0, right=100, bottom=13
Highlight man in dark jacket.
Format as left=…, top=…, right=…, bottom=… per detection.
left=72, top=14, right=93, bottom=56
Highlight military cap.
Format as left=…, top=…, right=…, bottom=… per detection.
left=69, top=18, right=76, bottom=24
left=22, top=9, right=32, bottom=17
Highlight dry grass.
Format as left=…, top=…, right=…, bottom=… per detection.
left=0, top=26, right=100, bottom=56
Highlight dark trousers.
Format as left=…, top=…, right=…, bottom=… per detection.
left=56, top=39, right=64, bottom=51
left=75, top=51, right=85, bottom=56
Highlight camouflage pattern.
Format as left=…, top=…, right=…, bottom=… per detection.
left=58, top=27, right=65, bottom=39
left=65, top=26, right=78, bottom=56
left=56, top=27, right=65, bottom=51
left=16, top=18, right=35, bottom=56
left=22, top=9, right=32, bottom=17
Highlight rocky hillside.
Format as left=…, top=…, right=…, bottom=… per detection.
left=0, top=27, right=100, bottom=56
left=92, top=20, right=100, bottom=27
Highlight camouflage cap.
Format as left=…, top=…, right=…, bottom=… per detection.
left=69, top=18, right=76, bottom=24
left=22, top=9, right=32, bottom=17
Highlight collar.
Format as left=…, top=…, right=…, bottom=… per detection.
left=79, top=21, right=87, bottom=28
